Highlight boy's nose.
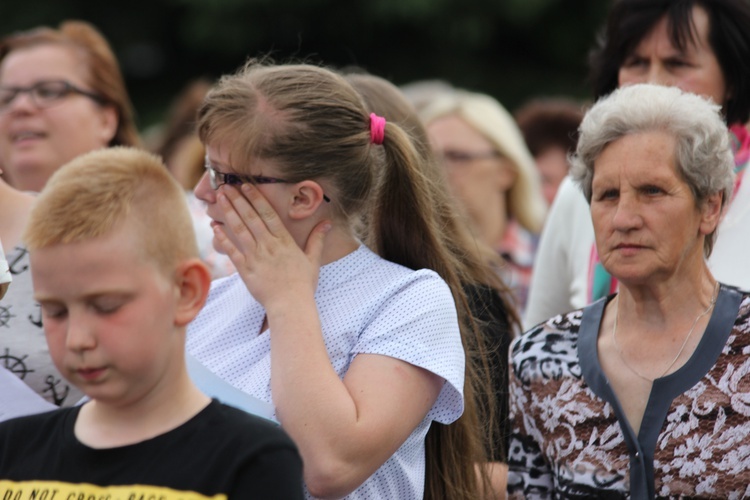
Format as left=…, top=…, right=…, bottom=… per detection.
left=65, top=315, right=97, bottom=351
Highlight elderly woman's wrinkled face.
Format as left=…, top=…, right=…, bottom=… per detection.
left=618, top=5, right=728, bottom=109
left=427, top=114, right=517, bottom=247
left=590, top=131, right=721, bottom=287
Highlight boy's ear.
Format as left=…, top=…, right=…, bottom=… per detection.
left=173, top=258, right=212, bottom=327
left=288, top=180, right=328, bottom=220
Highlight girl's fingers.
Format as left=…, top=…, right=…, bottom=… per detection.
left=305, top=220, right=332, bottom=266
left=213, top=184, right=325, bottom=306
left=213, top=225, right=246, bottom=266
left=218, top=191, right=257, bottom=251
left=241, top=183, right=287, bottom=237
left=219, top=184, right=290, bottom=244
left=220, top=185, right=264, bottom=233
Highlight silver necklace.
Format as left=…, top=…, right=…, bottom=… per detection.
left=611, top=281, right=720, bottom=382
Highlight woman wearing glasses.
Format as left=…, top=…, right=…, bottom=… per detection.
left=0, top=21, right=139, bottom=409
left=187, top=61, right=493, bottom=499
left=0, top=20, right=139, bottom=193
left=419, top=91, right=547, bottom=316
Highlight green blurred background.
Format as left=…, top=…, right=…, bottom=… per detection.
left=2, top=0, right=610, bottom=132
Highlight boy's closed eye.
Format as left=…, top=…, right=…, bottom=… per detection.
left=37, top=294, right=132, bottom=319
left=38, top=302, right=67, bottom=319
left=89, top=295, right=130, bottom=314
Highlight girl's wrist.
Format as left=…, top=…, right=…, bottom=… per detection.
left=264, top=289, right=317, bottom=318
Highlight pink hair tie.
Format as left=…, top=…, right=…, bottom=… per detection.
left=369, top=113, right=386, bottom=145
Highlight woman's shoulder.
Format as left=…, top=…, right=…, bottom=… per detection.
left=349, top=245, right=444, bottom=278
left=510, top=309, right=584, bottom=375
left=328, top=245, right=452, bottom=301
left=516, top=309, right=583, bottom=343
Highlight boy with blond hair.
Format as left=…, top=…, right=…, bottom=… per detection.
left=0, top=147, right=303, bottom=499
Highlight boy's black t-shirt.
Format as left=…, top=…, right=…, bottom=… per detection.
left=0, top=399, right=304, bottom=499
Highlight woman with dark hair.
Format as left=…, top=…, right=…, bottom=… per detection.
left=589, top=0, right=750, bottom=125
left=514, top=98, right=584, bottom=205
left=525, top=0, right=750, bottom=328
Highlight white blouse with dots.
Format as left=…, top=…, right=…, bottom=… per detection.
left=186, top=244, right=465, bottom=499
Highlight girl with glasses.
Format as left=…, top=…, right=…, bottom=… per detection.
left=187, top=61, right=493, bottom=500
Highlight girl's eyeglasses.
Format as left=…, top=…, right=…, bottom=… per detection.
left=204, top=158, right=331, bottom=203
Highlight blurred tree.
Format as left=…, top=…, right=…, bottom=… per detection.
left=1, top=0, right=609, bottom=131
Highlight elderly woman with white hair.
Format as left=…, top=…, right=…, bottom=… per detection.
left=507, top=83, right=750, bottom=498
left=420, top=90, right=547, bottom=314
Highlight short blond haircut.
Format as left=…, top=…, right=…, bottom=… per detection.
left=24, top=147, right=198, bottom=274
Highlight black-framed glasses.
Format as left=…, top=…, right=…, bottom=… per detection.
left=438, top=150, right=502, bottom=164
left=0, top=80, right=106, bottom=113
left=204, top=157, right=331, bottom=203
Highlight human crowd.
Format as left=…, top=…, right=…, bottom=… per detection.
left=1, top=0, right=750, bottom=498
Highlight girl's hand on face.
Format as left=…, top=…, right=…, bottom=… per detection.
left=213, top=183, right=332, bottom=310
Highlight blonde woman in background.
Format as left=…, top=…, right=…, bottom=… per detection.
left=420, top=91, right=547, bottom=315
